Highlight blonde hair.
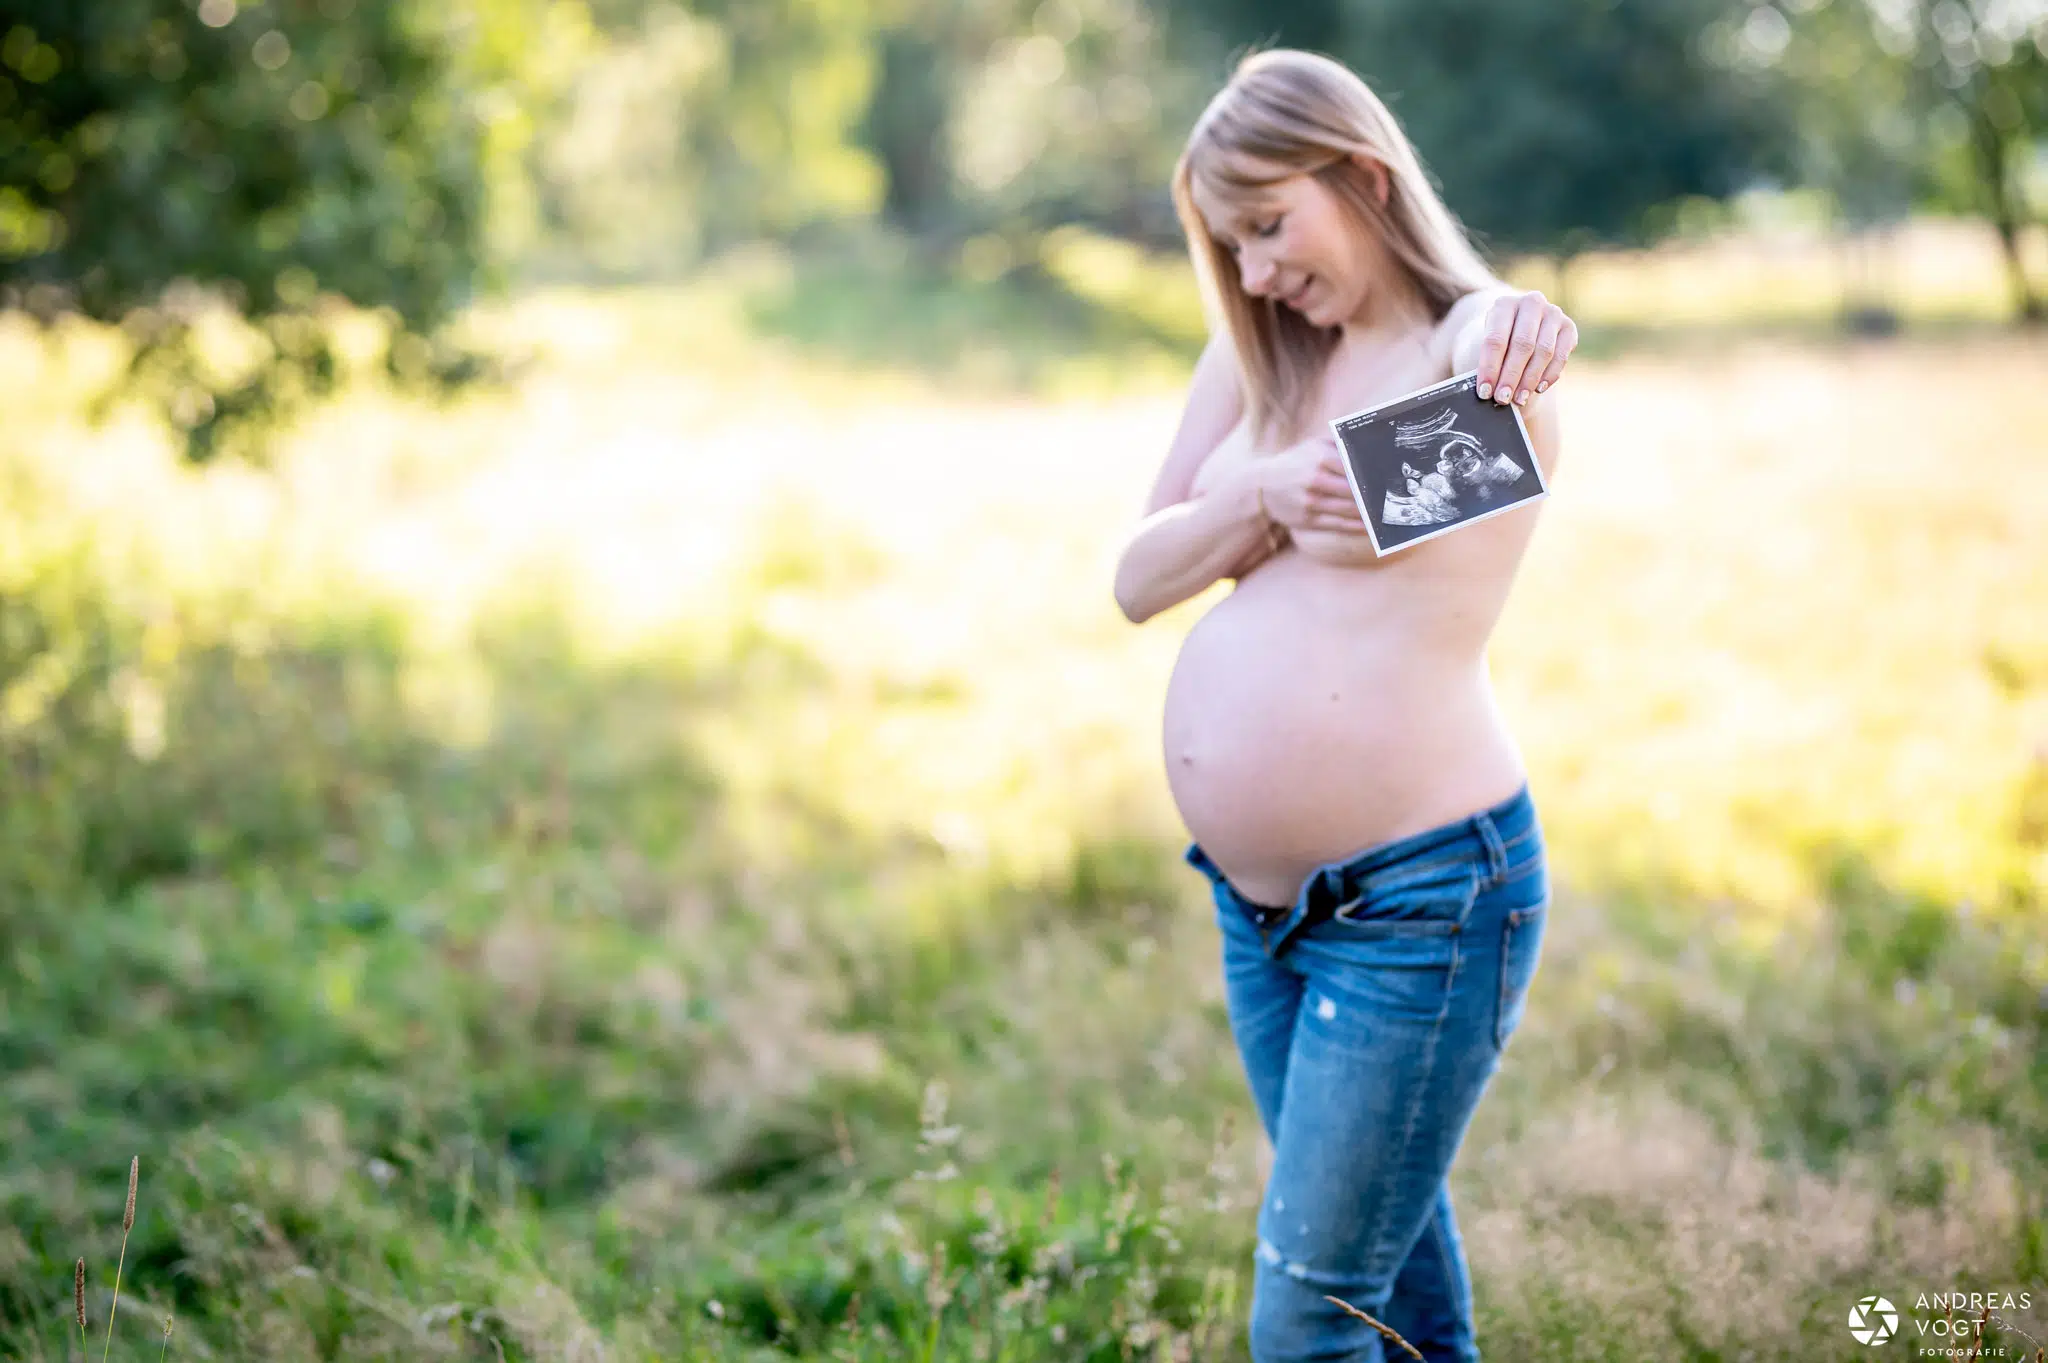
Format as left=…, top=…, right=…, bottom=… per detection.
left=1171, top=49, right=1495, bottom=446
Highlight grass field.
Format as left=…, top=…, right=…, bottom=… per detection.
left=3, top=221, right=2046, bottom=1360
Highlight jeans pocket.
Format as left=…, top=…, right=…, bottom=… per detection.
left=1494, top=899, right=1547, bottom=1051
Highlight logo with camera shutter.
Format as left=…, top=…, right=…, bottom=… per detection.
left=1847, top=1295, right=1898, bottom=1346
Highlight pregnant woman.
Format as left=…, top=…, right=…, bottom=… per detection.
left=1112, top=50, right=1578, bottom=1363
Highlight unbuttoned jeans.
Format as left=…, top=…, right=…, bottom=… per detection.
left=1186, top=784, right=1548, bottom=1363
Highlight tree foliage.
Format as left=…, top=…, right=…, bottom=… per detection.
left=0, top=0, right=490, bottom=459
left=1154, top=0, right=1788, bottom=264
left=1891, top=0, right=2046, bottom=319
left=1775, top=0, right=1924, bottom=230
left=516, top=0, right=886, bottom=276
left=942, top=0, right=1196, bottom=246
left=1337, top=0, right=1790, bottom=261
left=1770, top=0, right=2046, bottom=322
left=3, top=0, right=2041, bottom=447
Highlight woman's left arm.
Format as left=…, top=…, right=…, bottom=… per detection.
left=1443, top=286, right=1578, bottom=476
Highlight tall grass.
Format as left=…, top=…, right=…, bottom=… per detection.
left=2, top=233, right=2045, bottom=1358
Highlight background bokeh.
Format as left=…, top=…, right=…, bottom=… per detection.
left=3, top=0, right=2046, bottom=1358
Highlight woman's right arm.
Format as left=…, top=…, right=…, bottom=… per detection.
left=1112, top=334, right=1280, bottom=625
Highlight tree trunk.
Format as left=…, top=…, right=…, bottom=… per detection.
left=862, top=28, right=953, bottom=236
left=1967, top=100, right=2044, bottom=324
left=1991, top=217, right=2042, bottom=324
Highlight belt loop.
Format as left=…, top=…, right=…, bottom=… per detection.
left=1475, top=811, right=1509, bottom=886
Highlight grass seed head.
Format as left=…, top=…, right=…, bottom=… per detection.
left=1323, top=1294, right=1423, bottom=1361
left=924, top=1239, right=953, bottom=1316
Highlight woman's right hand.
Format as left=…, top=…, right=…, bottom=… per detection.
left=1255, top=432, right=1368, bottom=535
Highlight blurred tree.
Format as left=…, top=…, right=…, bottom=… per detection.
left=0, top=0, right=495, bottom=460
left=1334, top=0, right=1791, bottom=296
left=862, top=20, right=957, bottom=236
left=518, top=0, right=883, bottom=275
left=677, top=0, right=883, bottom=251
left=1775, top=0, right=1922, bottom=229
left=520, top=0, right=724, bottom=274
left=848, top=0, right=1029, bottom=243
left=454, top=0, right=603, bottom=267
left=946, top=0, right=1198, bottom=252
left=1772, top=0, right=2046, bottom=325
left=1771, top=0, right=1924, bottom=328
left=850, top=0, right=1195, bottom=261
left=1166, top=0, right=1788, bottom=302
left=1159, top=0, right=1346, bottom=65
left=1890, top=0, right=2046, bottom=322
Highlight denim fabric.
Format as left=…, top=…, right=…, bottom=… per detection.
left=1186, top=784, right=1548, bottom=1363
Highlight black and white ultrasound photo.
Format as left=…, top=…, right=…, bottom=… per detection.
left=1329, top=371, right=1549, bottom=555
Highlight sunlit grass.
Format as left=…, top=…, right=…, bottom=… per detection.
left=16, top=283, right=2035, bottom=923
left=1537, top=214, right=2048, bottom=330
left=3, top=221, right=2046, bottom=1358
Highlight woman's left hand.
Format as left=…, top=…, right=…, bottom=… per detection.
left=1474, top=290, right=1577, bottom=409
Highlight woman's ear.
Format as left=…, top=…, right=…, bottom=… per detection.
left=1349, top=152, right=1391, bottom=207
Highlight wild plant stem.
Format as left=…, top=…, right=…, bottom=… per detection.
left=101, top=1230, right=129, bottom=1363
left=1323, top=1294, right=1423, bottom=1362
left=104, top=1157, right=138, bottom=1363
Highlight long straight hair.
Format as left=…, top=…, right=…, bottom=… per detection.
left=1171, top=49, right=1495, bottom=446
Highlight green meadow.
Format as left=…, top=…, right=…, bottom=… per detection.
left=4, top=224, right=2046, bottom=1360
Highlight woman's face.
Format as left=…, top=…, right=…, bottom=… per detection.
left=1192, top=156, right=1389, bottom=329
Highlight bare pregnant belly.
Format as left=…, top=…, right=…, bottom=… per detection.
left=1161, top=557, right=1527, bottom=908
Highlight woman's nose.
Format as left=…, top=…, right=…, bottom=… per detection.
left=1237, top=250, right=1276, bottom=296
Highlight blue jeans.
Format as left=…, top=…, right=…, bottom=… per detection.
left=1186, top=784, right=1548, bottom=1363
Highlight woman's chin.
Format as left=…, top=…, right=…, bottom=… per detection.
left=1295, top=289, right=1353, bottom=328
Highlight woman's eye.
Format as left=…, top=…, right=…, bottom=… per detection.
left=1254, top=216, right=1283, bottom=238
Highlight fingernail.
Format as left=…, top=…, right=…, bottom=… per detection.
left=1537, top=380, right=1549, bottom=393
left=1517, top=389, right=1530, bottom=405
left=1476, top=383, right=1491, bottom=399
